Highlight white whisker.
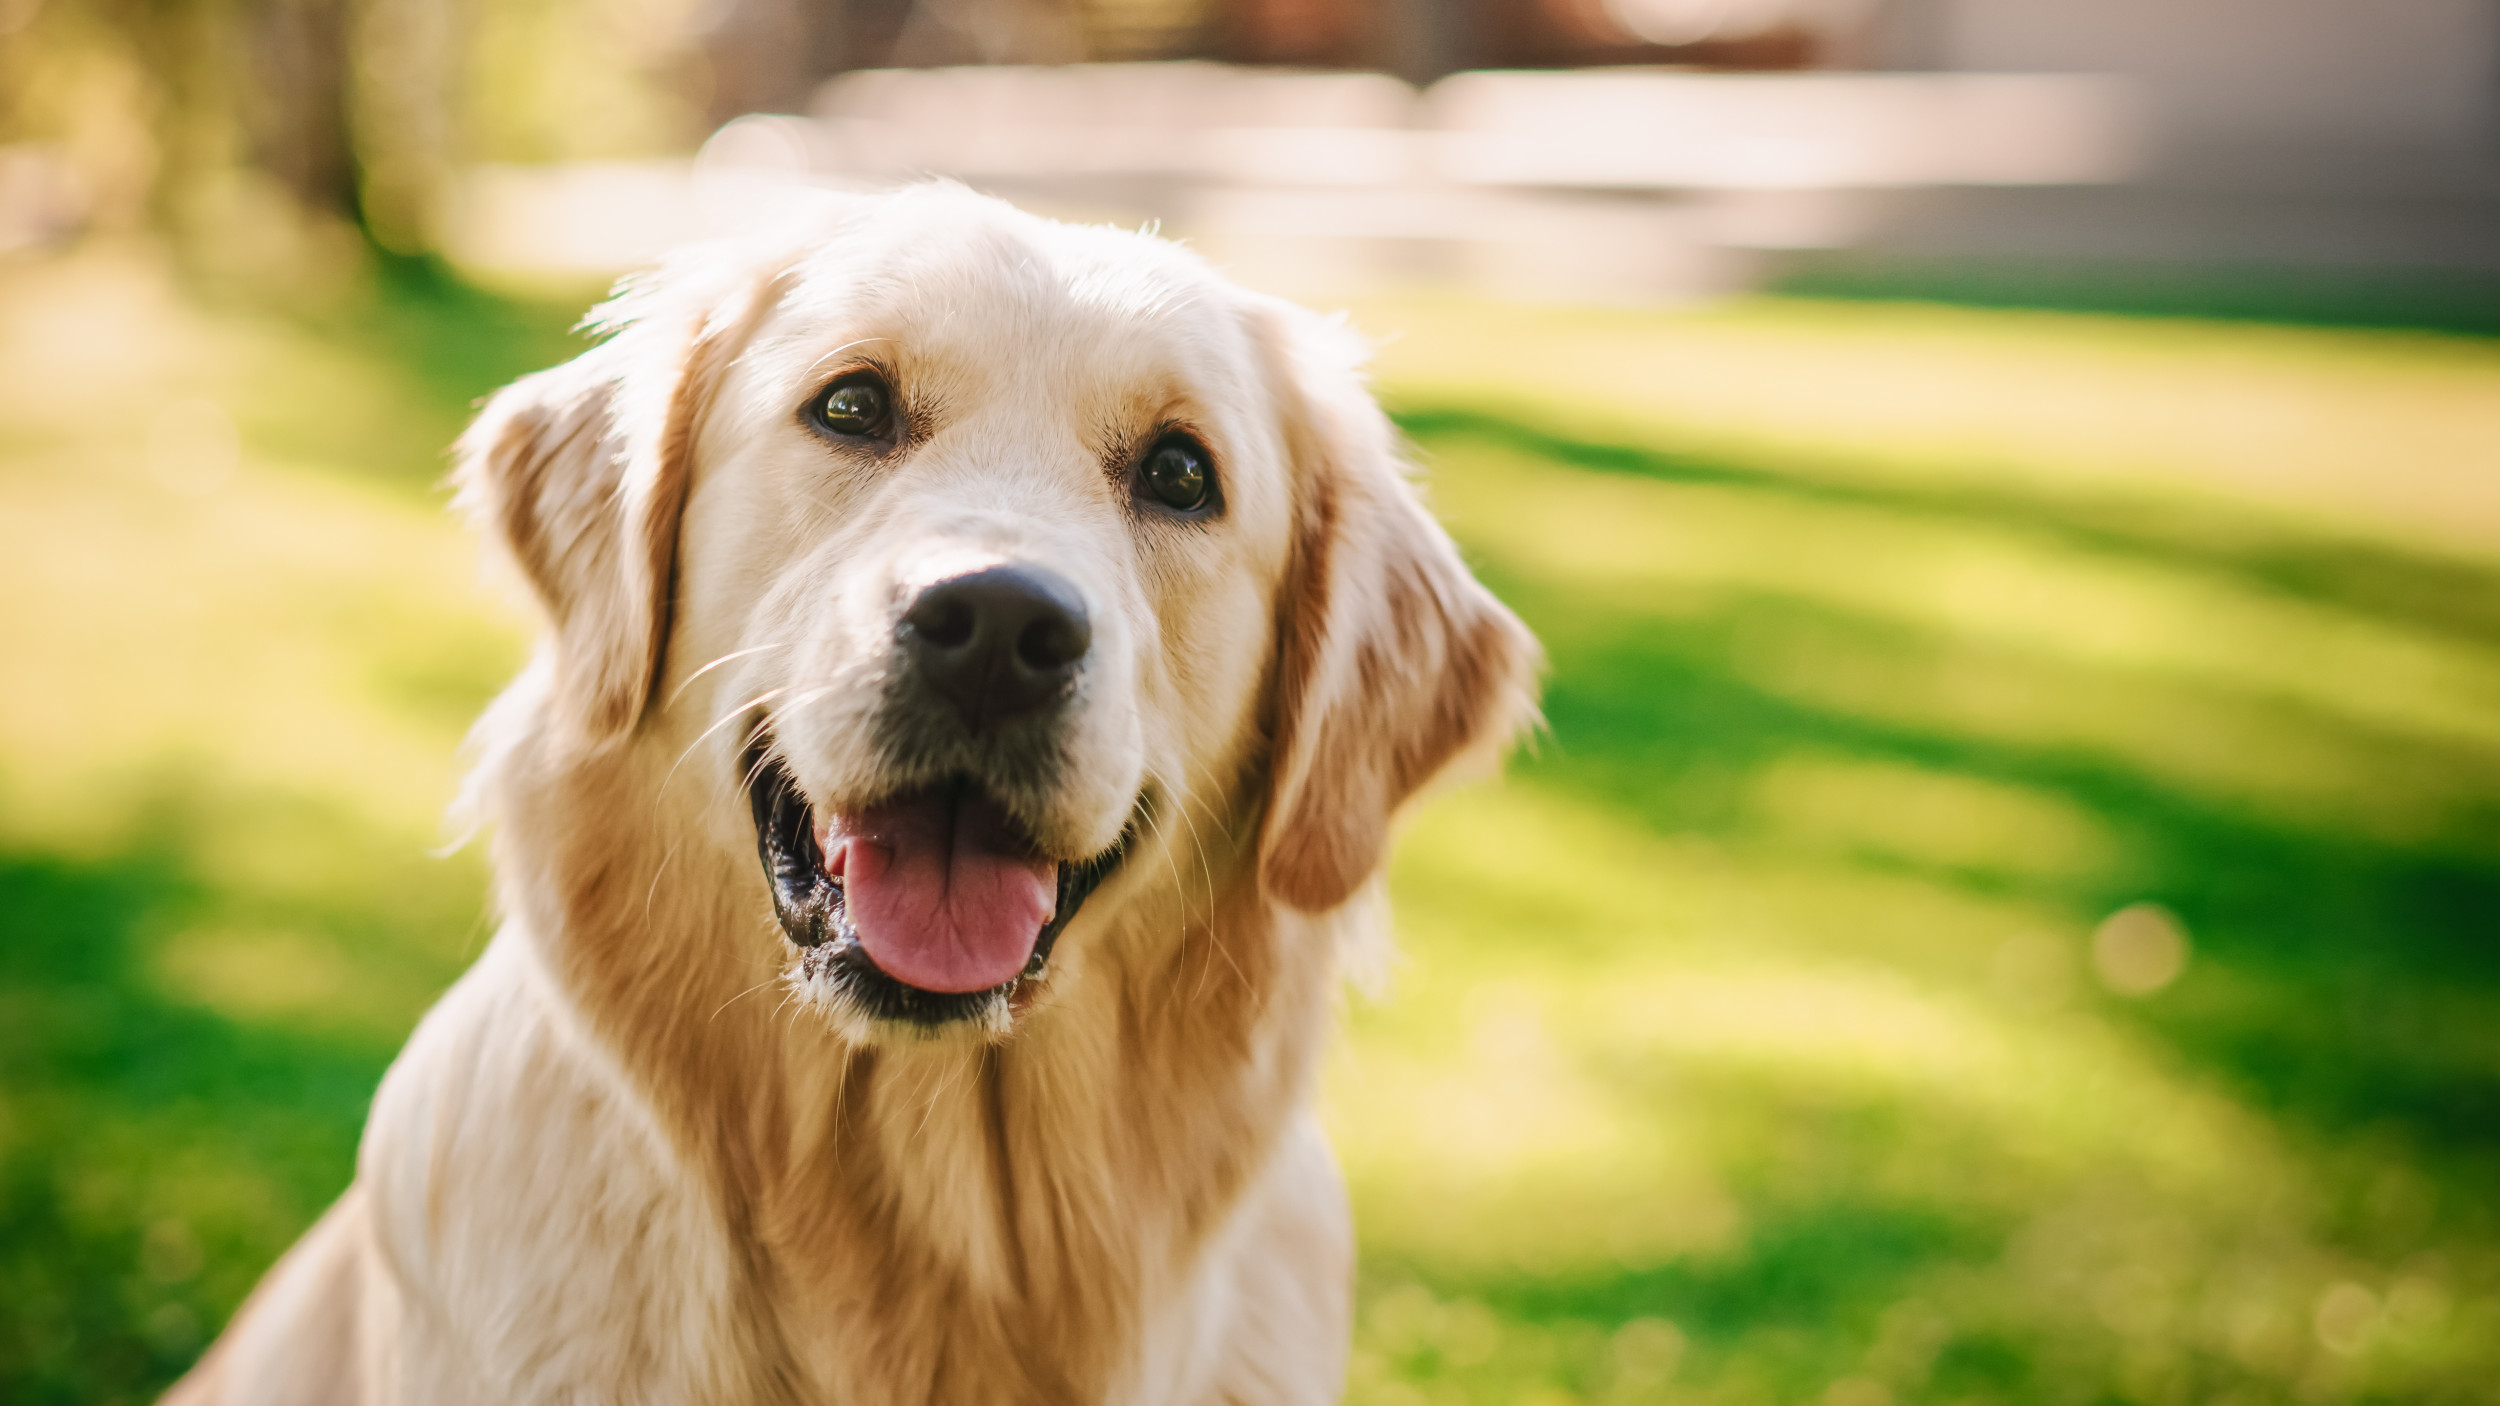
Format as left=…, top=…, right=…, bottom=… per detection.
left=1133, top=799, right=1204, bottom=1014
left=667, top=642, right=794, bottom=709
left=643, top=838, right=683, bottom=927
left=662, top=687, right=797, bottom=799
left=712, top=972, right=783, bottom=1024
left=1150, top=772, right=1230, bottom=1005
left=914, top=1052, right=968, bottom=1143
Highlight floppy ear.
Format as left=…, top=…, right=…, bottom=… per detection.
left=1253, top=305, right=1542, bottom=913
left=453, top=259, right=780, bottom=744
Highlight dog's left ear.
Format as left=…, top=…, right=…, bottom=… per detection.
left=1251, top=303, right=1543, bottom=913
left=454, top=256, right=782, bottom=744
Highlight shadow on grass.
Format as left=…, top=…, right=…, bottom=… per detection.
left=1772, top=253, right=2500, bottom=342
left=0, top=792, right=473, bottom=1406
left=1363, top=1197, right=2009, bottom=1401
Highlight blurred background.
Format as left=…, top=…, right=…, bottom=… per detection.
left=4, top=1, right=2498, bottom=1403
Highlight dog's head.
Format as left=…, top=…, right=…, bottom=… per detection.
left=457, top=186, right=1536, bottom=1042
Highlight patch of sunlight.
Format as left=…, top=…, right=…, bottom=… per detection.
left=152, top=924, right=435, bottom=1038
left=1745, top=751, right=2132, bottom=883
left=1429, top=437, right=2500, bottom=758
left=1568, top=961, right=2295, bottom=1207
left=1336, top=941, right=2304, bottom=1261
left=0, top=438, right=524, bottom=856
left=0, top=254, right=211, bottom=433
left=1385, top=781, right=2087, bottom=983
left=0, top=248, right=429, bottom=477
left=1358, top=294, right=2500, bottom=560
left=170, top=796, right=497, bottom=937
left=1328, top=976, right=1745, bottom=1275
left=0, top=248, right=528, bottom=863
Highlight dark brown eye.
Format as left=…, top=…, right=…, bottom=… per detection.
left=808, top=372, right=893, bottom=441
left=1139, top=434, right=1213, bottom=514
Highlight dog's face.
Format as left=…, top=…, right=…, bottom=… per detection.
left=677, top=204, right=1299, bottom=1029
left=457, top=188, right=1535, bottom=1042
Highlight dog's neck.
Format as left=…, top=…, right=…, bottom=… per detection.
left=488, top=727, right=1340, bottom=1400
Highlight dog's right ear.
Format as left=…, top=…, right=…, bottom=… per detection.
left=454, top=258, right=782, bottom=744
left=455, top=346, right=655, bottom=743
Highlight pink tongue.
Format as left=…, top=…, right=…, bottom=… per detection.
left=827, top=790, right=1056, bottom=994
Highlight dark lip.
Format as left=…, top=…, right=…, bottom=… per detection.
left=741, top=731, right=1129, bottom=1027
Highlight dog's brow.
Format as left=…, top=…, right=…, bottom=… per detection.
left=802, top=336, right=896, bottom=380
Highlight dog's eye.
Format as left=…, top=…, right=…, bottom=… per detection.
left=1138, top=434, right=1213, bottom=514
left=808, top=372, right=894, bottom=441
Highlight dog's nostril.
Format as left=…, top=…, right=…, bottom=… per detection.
left=901, top=564, right=1091, bottom=729
left=905, top=593, right=977, bottom=650
left=1016, top=613, right=1088, bottom=672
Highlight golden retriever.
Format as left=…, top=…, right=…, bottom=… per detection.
left=164, top=184, right=1537, bottom=1405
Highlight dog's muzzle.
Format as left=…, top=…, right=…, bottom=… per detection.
left=741, top=563, right=1127, bottom=1027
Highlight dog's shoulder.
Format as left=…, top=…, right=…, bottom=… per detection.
left=359, top=932, right=759, bottom=1402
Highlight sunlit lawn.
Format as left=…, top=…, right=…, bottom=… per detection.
left=3, top=249, right=2496, bottom=1405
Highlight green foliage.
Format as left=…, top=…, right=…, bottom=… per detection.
left=1, top=257, right=2495, bottom=1404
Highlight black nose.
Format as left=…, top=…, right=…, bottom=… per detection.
left=900, top=564, right=1092, bottom=731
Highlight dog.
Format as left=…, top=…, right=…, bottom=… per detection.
left=163, top=184, right=1538, bottom=1405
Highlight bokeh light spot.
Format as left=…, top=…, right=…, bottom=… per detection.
left=2092, top=903, right=2189, bottom=996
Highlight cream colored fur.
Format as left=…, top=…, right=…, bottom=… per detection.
left=163, top=185, right=1537, bottom=1406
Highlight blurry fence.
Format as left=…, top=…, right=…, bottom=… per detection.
left=443, top=63, right=2137, bottom=301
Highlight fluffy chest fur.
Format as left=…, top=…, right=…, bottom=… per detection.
left=363, top=746, right=1353, bottom=1404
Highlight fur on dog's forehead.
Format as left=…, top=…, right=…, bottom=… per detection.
left=747, top=194, right=1268, bottom=438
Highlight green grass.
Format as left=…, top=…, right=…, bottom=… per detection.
left=3, top=250, right=2496, bottom=1405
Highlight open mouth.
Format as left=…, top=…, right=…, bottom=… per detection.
left=743, top=733, right=1127, bottom=1026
